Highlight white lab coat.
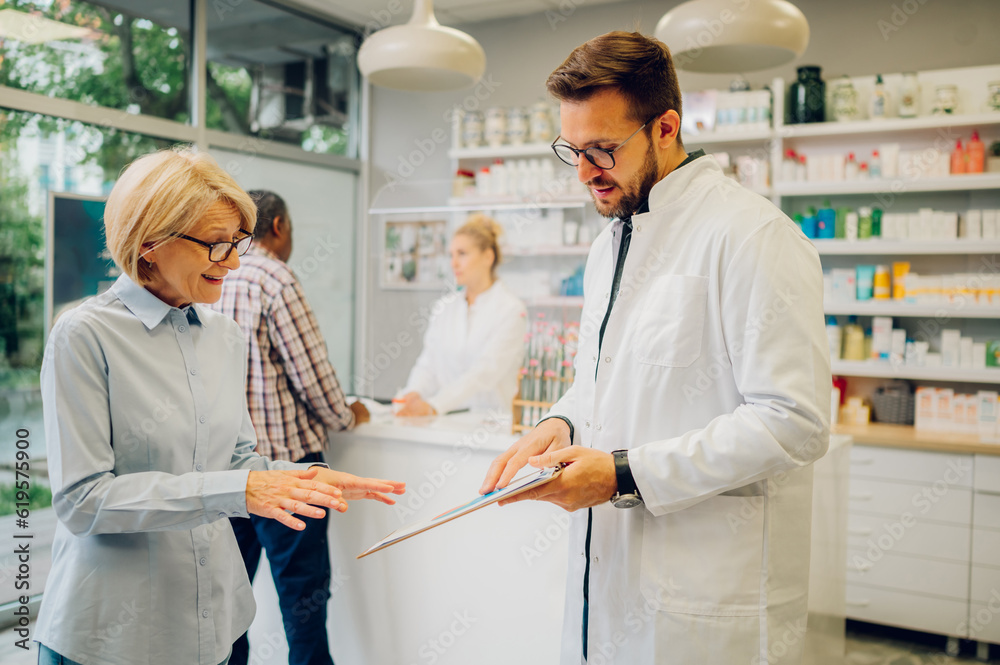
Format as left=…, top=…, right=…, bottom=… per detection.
left=403, top=279, right=527, bottom=414
left=546, top=156, right=831, bottom=665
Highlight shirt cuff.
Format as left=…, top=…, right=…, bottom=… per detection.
left=538, top=415, right=574, bottom=443
left=202, top=470, right=251, bottom=519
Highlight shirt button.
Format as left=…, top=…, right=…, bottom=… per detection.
left=597, top=424, right=602, bottom=431
left=178, top=325, right=187, bottom=333
left=218, top=512, right=226, bottom=518
left=196, top=464, right=204, bottom=471
left=585, top=421, right=591, bottom=428
left=199, top=415, right=207, bottom=423
left=200, top=557, right=207, bottom=566
left=190, top=368, right=198, bottom=375
left=605, top=356, right=611, bottom=363
left=594, top=556, right=600, bottom=563
left=202, top=610, right=209, bottom=618
left=636, top=225, right=641, bottom=232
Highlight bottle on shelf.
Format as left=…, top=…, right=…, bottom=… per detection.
left=845, top=152, right=859, bottom=179
left=826, top=316, right=842, bottom=360
left=782, top=149, right=798, bottom=181
left=789, top=65, right=825, bottom=124
left=859, top=162, right=870, bottom=179
left=898, top=72, right=919, bottom=118
left=491, top=159, right=508, bottom=197
left=796, top=154, right=807, bottom=181
left=842, top=316, right=866, bottom=361
left=817, top=200, right=836, bottom=239
left=967, top=130, right=985, bottom=174
left=870, top=74, right=888, bottom=120
left=950, top=139, right=966, bottom=174
left=869, top=150, right=882, bottom=178
left=858, top=207, right=873, bottom=239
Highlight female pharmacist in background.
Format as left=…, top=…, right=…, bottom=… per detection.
left=397, top=214, right=527, bottom=416
left=34, top=147, right=405, bottom=665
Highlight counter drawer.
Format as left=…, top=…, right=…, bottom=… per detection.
left=972, top=565, right=1000, bottom=604
left=974, top=491, right=1000, bottom=530
left=847, top=513, right=969, bottom=562
left=849, top=478, right=972, bottom=525
left=969, top=602, right=1000, bottom=644
left=845, top=584, right=968, bottom=637
left=846, top=550, right=969, bottom=600
left=973, top=528, right=1000, bottom=567
left=852, top=446, right=972, bottom=487
left=976, top=454, right=1000, bottom=494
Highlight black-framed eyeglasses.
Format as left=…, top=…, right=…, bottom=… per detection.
left=171, top=232, right=253, bottom=262
left=550, top=115, right=658, bottom=170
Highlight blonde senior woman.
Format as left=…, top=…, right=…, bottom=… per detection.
left=34, top=148, right=405, bottom=665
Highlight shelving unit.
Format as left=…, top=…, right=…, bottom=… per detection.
left=811, top=239, right=1000, bottom=255
left=824, top=301, right=1000, bottom=318
left=831, top=360, right=1000, bottom=384
left=775, top=173, right=1000, bottom=197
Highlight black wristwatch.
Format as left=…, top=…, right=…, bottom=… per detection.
left=610, top=449, right=643, bottom=509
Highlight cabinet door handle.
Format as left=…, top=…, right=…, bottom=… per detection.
left=848, top=527, right=874, bottom=536
left=846, top=599, right=871, bottom=607
left=850, top=492, right=874, bottom=501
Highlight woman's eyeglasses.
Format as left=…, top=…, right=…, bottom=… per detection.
left=171, top=232, right=253, bottom=262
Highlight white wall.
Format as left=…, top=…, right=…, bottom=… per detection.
left=362, top=0, right=1000, bottom=398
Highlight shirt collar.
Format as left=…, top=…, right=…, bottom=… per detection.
left=112, top=273, right=208, bottom=330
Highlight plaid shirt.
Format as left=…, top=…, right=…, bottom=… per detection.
left=211, top=246, right=354, bottom=462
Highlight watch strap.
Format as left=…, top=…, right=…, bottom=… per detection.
left=612, top=450, right=638, bottom=497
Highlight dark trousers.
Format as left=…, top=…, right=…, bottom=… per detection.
left=229, top=452, right=334, bottom=665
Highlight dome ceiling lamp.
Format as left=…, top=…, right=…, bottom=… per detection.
left=357, top=0, right=486, bottom=91
left=655, top=0, right=809, bottom=73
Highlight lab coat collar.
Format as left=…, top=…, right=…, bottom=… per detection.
left=113, top=272, right=208, bottom=330
left=646, top=149, right=717, bottom=215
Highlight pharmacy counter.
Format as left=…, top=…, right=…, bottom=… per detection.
left=246, top=414, right=848, bottom=664
left=249, top=411, right=570, bottom=665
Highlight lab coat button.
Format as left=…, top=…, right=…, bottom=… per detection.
left=178, top=325, right=186, bottom=333
left=604, top=356, right=611, bottom=363
left=218, top=512, right=226, bottom=518
left=199, top=415, right=207, bottom=423
left=190, top=368, right=198, bottom=375
left=596, top=424, right=602, bottom=431
left=202, top=610, right=209, bottom=618
left=636, top=225, right=641, bottom=232
left=196, top=464, right=203, bottom=471
left=200, top=557, right=207, bottom=566
left=585, top=421, right=591, bottom=428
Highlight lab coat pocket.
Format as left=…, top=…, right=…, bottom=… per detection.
left=640, top=494, right=764, bottom=616
left=633, top=275, right=708, bottom=367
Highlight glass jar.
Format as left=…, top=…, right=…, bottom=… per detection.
left=788, top=66, right=825, bottom=124
left=484, top=107, right=507, bottom=147
left=831, top=76, right=859, bottom=122
left=898, top=72, right=919, bottom=118
left=506, top=107, right=528, bottom=145
left=529, top=101, right=553, bottom=143
left=461, top=110, right=484, bottom=148
left=932, top=84, right=958, bottom=115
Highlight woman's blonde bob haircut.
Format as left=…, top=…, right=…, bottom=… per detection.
left=104, top=147, right=257, bottom=285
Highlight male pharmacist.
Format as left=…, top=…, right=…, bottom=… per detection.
left=481, top=31, right=831, bottom=665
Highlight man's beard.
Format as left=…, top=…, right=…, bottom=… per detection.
left=587, top=141, right=660, bottom=220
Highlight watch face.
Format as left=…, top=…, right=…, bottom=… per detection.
left=612, top=494, right=643, bottom=509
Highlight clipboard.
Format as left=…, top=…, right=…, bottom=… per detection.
left=357, top=465, right=563, bottom=559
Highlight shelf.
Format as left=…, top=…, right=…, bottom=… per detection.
left=831, top=360, right=1000, bottom=384
left=522, top=295, right=584, bottom=308
left=775, top=173, right=1000, bottom=196
left=506, top=245, right=591, bottom=257
left=811, top=239, right=1000, bottom=255
left=832, top=422, right=1000, bottom=455
left=825, top=302, right=1000, bottom=318
left=448, top=143, right=555, bottom=160
left=446, top=195, right=589, bottom=210
left=681, top=128, right=773, bottom=145
left=780, top=111, right=1000, bottom=139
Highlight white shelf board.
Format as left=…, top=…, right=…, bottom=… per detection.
left=825, top=302, right=1000, bottom=319
left=811, top=239, right=1000, bottom=255
left=775, top=173, right=1000, bottom=197
left=506, top=245, right=591, bottom=257
left=449, top=143, right=555, bottom=160
left=446, top=195, right=589, bottom=209
left=523, top=296, right=585, bottom=308
left=682, top=128, right=773, bottom=145
left=780, top=111, right=1000, bottom=139
left=831, top=360, right=1000, bottom=384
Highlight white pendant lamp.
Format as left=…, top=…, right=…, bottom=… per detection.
left=358, top=0, right=486, bottom=91
left=655, top=0, right=809, bottom=73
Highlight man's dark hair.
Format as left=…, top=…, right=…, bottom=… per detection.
left=247, top=190, right=288, bottom=240
left=546, top=31, right=683, bottom=145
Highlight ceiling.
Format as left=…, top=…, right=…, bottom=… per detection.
left=290, top=0, right=633, bottom=28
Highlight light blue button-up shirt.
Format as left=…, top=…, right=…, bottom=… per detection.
left=34, top=274, right=304, bottom=665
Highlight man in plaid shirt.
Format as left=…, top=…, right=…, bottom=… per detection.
left=212, top=190, right=368, bottom=665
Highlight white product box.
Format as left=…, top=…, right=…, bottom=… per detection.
left=984, top=209, right=998, bottom=240
left=960, top=337, right=974, bottom=369
left=830, top=269, right=856, bottom=302
left=973, top=342, right=987, bottom=369
left=953, top=395, right=968, bottom=435
left=925, top=352, right=943, bottom=367
left=963, top=209, right=982, bottom=239
left=890, top=329, right=907, bottom=366
left=915, top=386, right=936, bottom=431
left=935, top=388, right=955, bottom=432
left=914, top=340, right=930, bottom=366
left=966, top=397, right=980, bottom=435
left=977, top=390, right=999, bottom=441
left=940, top=329, right=962, bottom=367
left=871, top=316, right=893, bottom=361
